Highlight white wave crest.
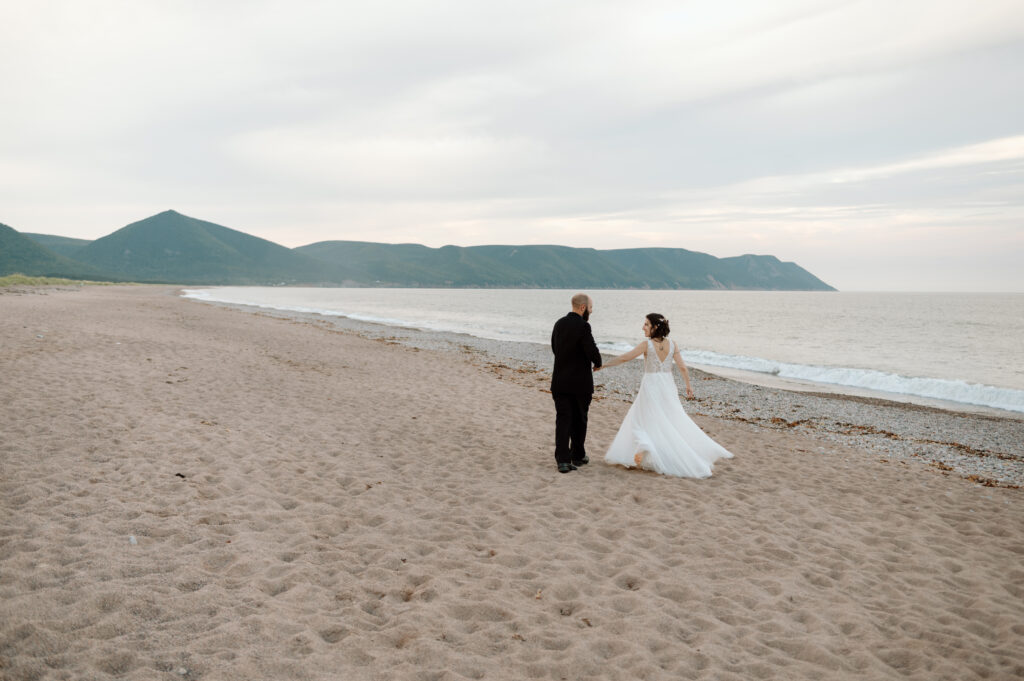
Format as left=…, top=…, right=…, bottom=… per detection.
left=682, top=350, right=1024, bottom=413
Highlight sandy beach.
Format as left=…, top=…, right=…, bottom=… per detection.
left=2, top=285, right=1022, bottom=681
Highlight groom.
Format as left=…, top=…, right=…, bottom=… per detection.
left=550, top=293, right=603, bottom=473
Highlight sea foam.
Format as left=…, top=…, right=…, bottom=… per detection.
left=678, top=349, right=1024, bottom=413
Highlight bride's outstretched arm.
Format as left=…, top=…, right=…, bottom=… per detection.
left=594, top=342, right=646, bottom=371
left=673, top=348, right=695, bottom=398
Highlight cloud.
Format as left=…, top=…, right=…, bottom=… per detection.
left=825, top=135, right=1024, bottom=183
left=227, top=126, right=551, bottom=199
left=1, top=0, right=1023, bottom=290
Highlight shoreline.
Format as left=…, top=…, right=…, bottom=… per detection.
left=187, top=294, right=1024, bottom=488
left=179, top=287, right=1024, bottom=418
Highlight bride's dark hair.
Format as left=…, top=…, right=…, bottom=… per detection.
left=646, top=313, right=670, bottom=339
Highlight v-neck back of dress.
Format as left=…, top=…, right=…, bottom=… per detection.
left=644, top=339, right=673, bottom=374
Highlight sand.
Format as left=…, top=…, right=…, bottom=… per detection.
left=210, top=299, right=1024, bottom=488
left=1, top=286, right=1022, bottom=681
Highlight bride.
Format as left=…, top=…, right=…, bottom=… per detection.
left=596, top=313, right=733, bottom=478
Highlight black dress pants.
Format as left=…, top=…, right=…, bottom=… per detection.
left=552, top=392, right=592, bottom=464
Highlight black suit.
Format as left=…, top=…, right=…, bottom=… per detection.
left=550, top=312, right=603, bottom=464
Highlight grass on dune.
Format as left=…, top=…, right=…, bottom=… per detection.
left=0, top=274, right=121, bottom=287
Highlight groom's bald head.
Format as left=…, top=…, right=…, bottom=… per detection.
left=571, top=293, right=593, bottom=320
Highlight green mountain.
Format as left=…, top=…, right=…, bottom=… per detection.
left=23, top=233, right=93, bottom=258
left=72, top=210, right=338, bottom=285
left=596, top=248, right=834, bottom=289
left=295, top=242, right=644, bottom=287
left=717, top=253, right=834, bottom=290
left=6, top=210, right=835, bottom=289
left=0, top=223, right=107, bottom=279
left=296, top=241, right=835, bottom=290
left=596, top=248, right=724, bottom=288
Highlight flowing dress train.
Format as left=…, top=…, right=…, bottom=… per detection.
left=604, top=339, right=733, bottom=477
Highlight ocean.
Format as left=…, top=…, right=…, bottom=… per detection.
left=181, top=287, right=1024, bottom=414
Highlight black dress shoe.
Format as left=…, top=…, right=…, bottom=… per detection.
left=557, top=462, right=577, bottom=473
left=571, top=456, right=590, bottom=466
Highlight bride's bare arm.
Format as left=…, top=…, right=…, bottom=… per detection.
left=673, top=347, right=695, bottom=398
left=594, top=342, right=646, bottom=371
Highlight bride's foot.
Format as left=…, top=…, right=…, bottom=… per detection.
left=633, top=452, right=644, bottom=468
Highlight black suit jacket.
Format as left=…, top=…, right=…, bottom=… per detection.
left=550, top=312, right=603, bottom=394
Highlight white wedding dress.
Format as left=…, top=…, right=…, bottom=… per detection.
left=604, top=339, right=733, bottom=477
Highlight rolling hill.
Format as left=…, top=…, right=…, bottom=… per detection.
left=23, top=233, right=93, bottom=258
left=296, top=241, right=835, bottom=290
left=294, top=242, right=647, bottom=288
left=72, top=210, right=339, bottom=285
left=6, top=210, right=836, bottom=290
left=0, top=223, right=107, bottom=279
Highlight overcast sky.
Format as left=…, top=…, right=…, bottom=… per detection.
left=2, top=1, right=1023, bottom=291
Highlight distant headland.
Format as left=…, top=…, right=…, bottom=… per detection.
left=1, top=210, right=836, bottom=290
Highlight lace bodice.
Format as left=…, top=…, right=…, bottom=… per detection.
left=643, top=339, right=674, bottom=374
